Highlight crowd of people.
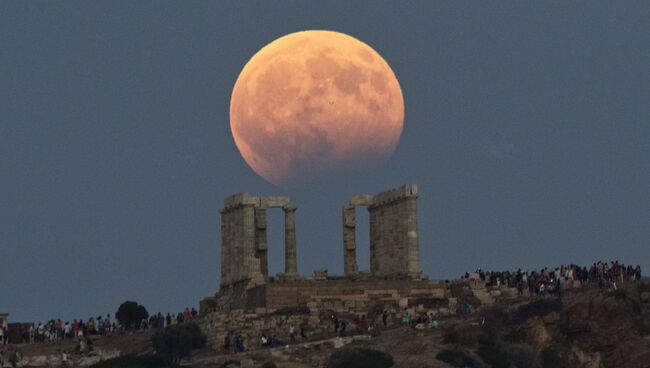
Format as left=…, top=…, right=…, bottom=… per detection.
left=10, top=307, right=198, bottom=346
left=464, top=260, right=642, bottom=296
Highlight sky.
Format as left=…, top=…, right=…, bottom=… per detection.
left=1, top=1, right=649, bottom=323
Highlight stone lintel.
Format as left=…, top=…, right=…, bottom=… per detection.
left=258, top=196, right=291, bottom=209
left=347, top=194, right=374, bottom=207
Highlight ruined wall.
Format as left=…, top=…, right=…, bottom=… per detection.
left=343, top=184, right=421, bottom=279
left=220, top=193, right=262, bottom=288
left=369, top=184, right=420, bottom=278
left=219, top=193, right=295, bottom=288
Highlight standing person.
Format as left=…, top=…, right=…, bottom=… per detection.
left=382, top=310, right=389, bottom=327
left=183, top=308, right=191, bottom=321
left=29, top=324, right=35, bottom=344
left=300, top=322, right=306, bottom=339
left=0, top=323, right=5, bottom=346
left=339, top=320, right=347, bottom=337
left=229, top=332, right=237, bottom=353
left=401, top=309, right=410, bottom=327
left=223, top=333, right=231, bottom=353
left=289, top=324, right=296, bottom=342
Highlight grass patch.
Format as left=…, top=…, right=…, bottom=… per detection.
left=436, top=349, right=475, bottom=367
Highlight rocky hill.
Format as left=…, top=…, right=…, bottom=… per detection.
left=5, top=281, right=649, bottom=368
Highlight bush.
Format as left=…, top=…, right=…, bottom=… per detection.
left=436, top=350, right=475, bottom=367
left=326, top=348, right=394, bottom=368
left=503, top=329, right=527, bottom=343
left=636, top=322, right=650, bottom=337
left=152, top=322, right=207, bottom=368
left=116, top=301, right=149, bottom=329
left=502, top=343, right=538, bottom=368
left=90, top=355, right=164, bottom=368
left=540, top=347, right=560, bottom=368
left=261, top=362, right=278, bottom=368
left=443, top=325, right=484, bottom=347
left=513, top=299, right=561, bottom=324
left=608, top=289, right=628, bottom=301
left=444, top=330, right=459, bottom=345
left=478, top=344, right=510, bottom=368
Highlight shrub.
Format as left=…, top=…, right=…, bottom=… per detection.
left=502, top=343, right=538, bottom=368
left=503, top=329, right=527, bottom=343
left=478, top=344, right=510, bottom=368
left=90, top=355, right=164, bottom=368
left=443, top=330, right=459, bottom=345
left=152, top=322, right=207, bottom=368
left=116, top=301, right=149, bottom=329
left=637, top=282, right=650, bottom=293
left=636, top=322, right=650, bottom=337
left=435, top=349, right=475, bottom=367
left=262, top=362, right=278, bottom=368
left=608, top=289, right=628, bottom=301
left=540, top=347, right=560, bottom=368
left=326, top=348, right=394, bottom=368
left=513, top=299, right=561, bottom=324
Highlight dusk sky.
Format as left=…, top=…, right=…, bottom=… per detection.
left=2, top=1, right=649, bottom=323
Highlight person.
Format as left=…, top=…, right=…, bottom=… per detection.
left=223, top=333, right=231, bottom=353
left=183, top=307, right=191, bottom=321
left=382, top=310, right=389, bottom=327
left=0, top=324, right=5, bottom=346
left=339, top=320, right=347, bottom=337
left=9, top=348, right=20, bottom=368
left=300, top=322, right=306, bottom=339
left=289, top=324, right=296, bottom=342
left=235, top=334, right=244, bottom=353
left=401, top=310, right=410, bottom=327
left=229, top=331, right=237, bottom=353
left=261, top=334, right=269, bottom=347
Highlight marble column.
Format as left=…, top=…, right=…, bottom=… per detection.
left=283, top=206, right=298, bottom=275
left=342, top=206, right=357, bottom=276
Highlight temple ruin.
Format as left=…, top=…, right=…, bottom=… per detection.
left=202, top=184, right=436, bottom=314
left=199, top=184, right=517, bottom=350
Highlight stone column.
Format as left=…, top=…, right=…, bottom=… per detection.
left=254, top=208, right=268, bottom=277
left=343, top=206, right=357, bottom=276
left=283, top=206, right=298, bottom=275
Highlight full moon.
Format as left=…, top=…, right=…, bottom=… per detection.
left=230, top=30, right=404, bottom=185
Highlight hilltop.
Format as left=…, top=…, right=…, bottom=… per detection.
left=6, top=280, right=649, bottom=368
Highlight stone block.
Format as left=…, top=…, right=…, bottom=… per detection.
left=398, top=298, right=409, bottom=308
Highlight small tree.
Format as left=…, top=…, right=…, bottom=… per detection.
left=116, top=301, right=149, bottom=329
left=152, top=322, right=207, bottom=368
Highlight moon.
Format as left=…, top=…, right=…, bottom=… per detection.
left=230, top=30, right=404, bottom=185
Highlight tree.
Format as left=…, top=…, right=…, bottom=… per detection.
left=152, top=322, right=207, bottom=368
left=116, top=301, right=149, bottom=329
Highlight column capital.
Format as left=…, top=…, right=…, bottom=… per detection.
left=282, top=206, right=297, bottom=213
